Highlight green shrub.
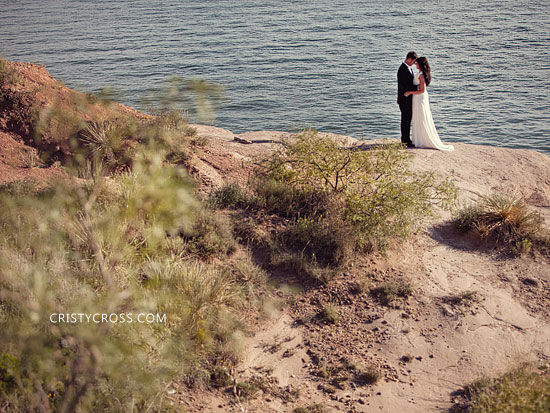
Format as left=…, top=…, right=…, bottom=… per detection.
left=230, top=256, right=269, bottom=298
left=0, top=180, right=41, bottom=196
left=453, top=203, right=486, bottom=232
left=209, top=366, right=232, bottom=389
left=79, top=120, right=136, bottom=173
left=235, top=380, right=261, bottom=400
left=454, top=364, right=550, bottom=413
left=258, top=129, right=456, bottom=259
left=208, top=182, right=250, bottom=209
left=182, top=208, right=237, bottom=259
left=515, top=238, right=533, bottom=255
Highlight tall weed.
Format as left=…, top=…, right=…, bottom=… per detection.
left=0, top=146, right=249, bottom=411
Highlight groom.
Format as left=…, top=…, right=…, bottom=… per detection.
left=397, top=51, right=418, bottom=147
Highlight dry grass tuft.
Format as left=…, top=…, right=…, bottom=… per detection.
left=454, top=193, right=547, bottom=253
left=451, top=363, right=550, bottom=413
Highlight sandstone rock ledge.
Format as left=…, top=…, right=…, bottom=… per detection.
left=187, top=124, right=550, bottom=220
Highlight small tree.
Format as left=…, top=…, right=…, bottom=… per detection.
left=262, top=129, right=456, bottom=251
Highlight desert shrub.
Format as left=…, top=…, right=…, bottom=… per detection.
left=0, top=58, right=18, bottom=86
left=252, top=177, right=335, bottom=219
left=294, top=404, right=326, bottom=413
left=0, top=180, right=42, bottom=196
left=209, top=366, right=232, bottom=388
left=453, top=193, right=546, bottom=250
left=0, top=145, right=253, bottom=411
left=75, top=109, right=198, bottom=174
left=280, top=216, right=354, bottom=266
left=371, top=278, right=414, bottom=305
left=453, top=364, right=550, bottom=413
left=208, top=182, right=251, bottom=209
left=229, top=256, right=269, bottom=298
left=235, top=380, right=261, bottom=400
left=79, top=120, right=137, bottom=173
left=350, top=276, right=372, bottom=294
left=147, top=109, right=197, bottom=165
left=355, top=365, right=381, bottom=386
left=320, top=304, right=340, bottom=324
left=181, top=208, right=237, bottom=259
left=256, top=129, right=456, bottom=264
left=515, top=238, right=533, bottom=255
left=453, top=203, right=486, bottom=232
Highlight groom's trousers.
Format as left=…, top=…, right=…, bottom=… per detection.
left=399, top=101, right=413, bottom=145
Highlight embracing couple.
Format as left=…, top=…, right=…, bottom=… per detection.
left=397, top=51, right=454, bottom=151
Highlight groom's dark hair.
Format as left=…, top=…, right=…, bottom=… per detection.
left=406, top=51, right=418, bottom=60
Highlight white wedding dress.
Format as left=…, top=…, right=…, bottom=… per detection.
left=411, top=72, right=454, bottom=151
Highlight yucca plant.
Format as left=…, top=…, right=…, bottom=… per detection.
left=454, top=193, right=544, bottom=245
left=80, top=120, right=134, bottom=172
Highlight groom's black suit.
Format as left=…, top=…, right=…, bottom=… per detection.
left=397, top=62, right=416, bottom=146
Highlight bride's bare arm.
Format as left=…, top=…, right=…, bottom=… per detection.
left=404, top=75, right=425, bottom=96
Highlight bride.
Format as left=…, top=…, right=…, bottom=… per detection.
left=405, top=57, right=454, bottom=151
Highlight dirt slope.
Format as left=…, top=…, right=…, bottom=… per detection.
left=178, top=130, right=550, bottom=412
left=0, top=60, right=146, bottom=187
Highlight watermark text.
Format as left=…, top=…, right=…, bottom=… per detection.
left=49, top=313, right=166, bottom=324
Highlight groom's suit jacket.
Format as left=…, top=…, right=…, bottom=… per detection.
left=397, top=63, right=415, bottom=106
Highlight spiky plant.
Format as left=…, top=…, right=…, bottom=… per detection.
left=454, top=193, right=544, bottom=244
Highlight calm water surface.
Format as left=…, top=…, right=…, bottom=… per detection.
left=1, top=0, right=549, bottom=154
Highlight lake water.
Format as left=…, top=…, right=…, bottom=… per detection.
left=1, top=0, right=549, bottom=154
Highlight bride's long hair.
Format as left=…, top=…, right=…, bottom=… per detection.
left=417, top=57, right=431, bottom=86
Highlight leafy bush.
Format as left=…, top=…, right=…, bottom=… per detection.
left=181, top=208, right=237, bottom=259
left=261, top=129, right=456, bottom=254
